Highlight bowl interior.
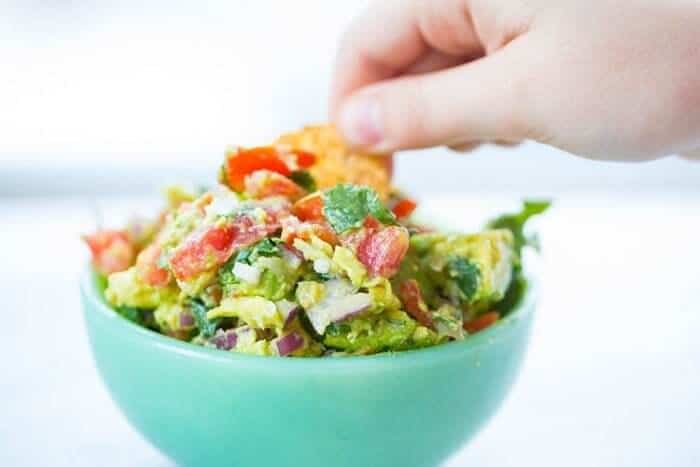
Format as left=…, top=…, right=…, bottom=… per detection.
left=83, top=266, right=536, bottom=367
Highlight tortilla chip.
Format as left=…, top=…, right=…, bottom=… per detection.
left=276, top=125, right=392, bottom=199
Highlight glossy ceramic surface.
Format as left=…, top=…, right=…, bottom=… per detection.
left=81, top=269, right=536, bottom=467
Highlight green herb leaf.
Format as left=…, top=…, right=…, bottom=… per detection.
left=487, top=200, right=551, bottom=255
left=494, top=273, right=527, bottom=316
left=189, top=298, right=219, bottom=338
left=218, top=256, right=238, bottom=288
left=289, top=170, right=317, bottom=192
left=322, top=184, right=396, bottom=233
left=235, top=237, right=282, bottom=265
left=446, top=257, right=480, bottom=302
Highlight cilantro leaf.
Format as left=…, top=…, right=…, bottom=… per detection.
left=322, top=184, right=396, bottom=233
left=236, top=238, right=282, bottom=265
left=289, top=170, right=317, bottom=192
left=218, top=256, right=237, bottom=289
left=494, top=273, right=527, bottom=316
left=446, top=257, right=481, bottom=302
left=219, top=238, right=283, bottom=292
left=487, top=200, right=551, bottom=256
left=189, top=298, right=219, bottom=338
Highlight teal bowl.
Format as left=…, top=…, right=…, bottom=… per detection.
left=80, top=268, right=536, bottom=467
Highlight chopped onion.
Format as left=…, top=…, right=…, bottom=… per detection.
left=235, top=326, right=257, bottom=347
left=205, top=185, right=240, bottom=217
left=313, top=258, right=332, bottom=274
left=323, top=278, right=355, bottom=298
left=307, top=293, right=372, bottom=335
left=276, top=300, right=300, bottom=328
left=210, top=329, right=238, bottom=350
left=233, top=261, right=261, bottom=284
left=282, top=247, right=302, bottom=270
left=276, top=332, right=304, bottom=356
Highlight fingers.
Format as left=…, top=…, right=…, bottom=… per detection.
left=329, top=0, right=483, bottom=117
left=447, top=142, right=481, bottom=153
left=679, top=148, right=700, bottom=160
left=448, top=140, right=522, bottom=153
left=334, top=37, right=534, bottom=152
left=404, top=50, right=471, bottom=75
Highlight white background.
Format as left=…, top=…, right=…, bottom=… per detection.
left=1, top=1, right=699, bottom=466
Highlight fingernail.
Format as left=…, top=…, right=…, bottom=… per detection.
left=339, top=97, right=383, bottom=147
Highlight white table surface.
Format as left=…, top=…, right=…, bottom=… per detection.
left=1, top=193, right=699, bottom=467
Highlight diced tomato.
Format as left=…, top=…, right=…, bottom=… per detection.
left=136, top=244, right=171, bottom=287
left=308, top=222, right=338, bottom=246
left=338, top=216, right=382, bottom=251
left=464, top=311, right=500, bottom=334
left=281, top=216, right=338, bottom=247
left=399, top=279, right=434, bottom=328
left=363, top=216, right=381, bottom=231
left=392, top=198, right=417, bottom=218
left=169, top=225, right=235, bottom=281
left=294, top=150, right=316, bottom=168
left=169, top=215, right=274, bottom=281
left=83, top=230, right=135, bottom=275
left=225, top=147, right=292, bottom=191
left=244, top=170, right=305, bottom=200
left=357, top=226, right=409, bottom=277
left=260, top=201, right=292, bottom=229
left=293, top=192, right=324, bottom=222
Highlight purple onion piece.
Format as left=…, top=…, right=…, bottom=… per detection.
left=225, top=331, right=238, bottom=349
left=276, top=332, right=304, bottom=357
left=210, top=329, right=238, bottom=350
left=275, top=300, right=301, bottom=329
left=283, top=307, right=300, bottom=329
left=179, top=311, right=195, bottom=328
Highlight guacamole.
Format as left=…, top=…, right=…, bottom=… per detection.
left=83, top=127, right=548, bottom=357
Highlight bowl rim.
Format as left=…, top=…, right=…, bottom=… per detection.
left=81, top=265, right=536, bottom=369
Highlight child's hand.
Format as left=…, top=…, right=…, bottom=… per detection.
left=329, top=0, right=700, bottom=161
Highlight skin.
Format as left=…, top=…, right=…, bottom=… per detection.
left=329, top=0, right=700, bottom=161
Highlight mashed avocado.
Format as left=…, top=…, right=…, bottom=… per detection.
left=86, top=129, right=548, bottom=357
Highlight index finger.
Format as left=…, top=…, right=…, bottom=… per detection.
left=329, top=1, right=426, bottom=118
left=328, top=0, right=482, bottom=118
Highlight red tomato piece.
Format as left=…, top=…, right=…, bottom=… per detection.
left=83, top=230, right=135, bottom=275
left=399, top=279, right=434, bottom=329
left=136, top=244, right=171, bottom=287
left=293, top=192, right=324, bottom=222
left=363, top=216, right=381, bottom=231
left=260, top=201, right=292, bottom=230
left=294, top=150, right=316, bottom=168
left=169, top=213, right=280, bottom=281
left=169, top=225, right=236, bottom=281
left=281, top=216, right=338, bottom=247
left=244, top=170, right=305, bottom=200
left=392, top=198, right=417, bottom=218
left=357, top=225, right=410, bottom=277
left=464, top=311, right=500, bottom=334
left=308, top=222, right=338, bottom=246
left=225, top=147, right=292, bottom=191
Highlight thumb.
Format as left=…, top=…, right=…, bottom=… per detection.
left=334, top=39, right=535, bottom=152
